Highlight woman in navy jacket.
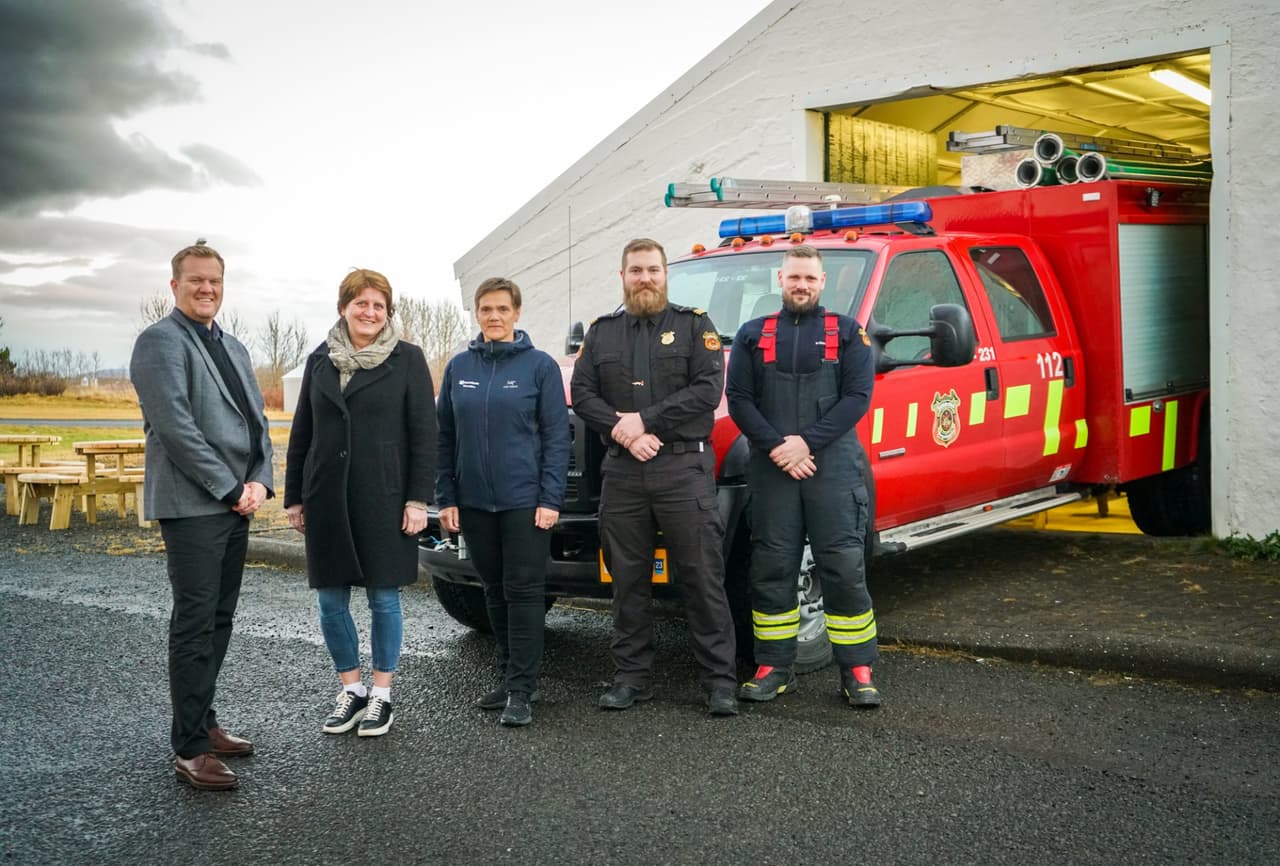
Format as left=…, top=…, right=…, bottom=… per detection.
left=436, top=277, right=570, bottom=727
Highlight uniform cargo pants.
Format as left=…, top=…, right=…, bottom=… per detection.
left=599, top=449, right=737, bottom=692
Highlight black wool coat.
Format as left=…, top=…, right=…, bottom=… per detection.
left=284, top=340, right=436, bottom=589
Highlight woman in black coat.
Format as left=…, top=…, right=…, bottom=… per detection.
left=284, top=268, right=435, bottom=738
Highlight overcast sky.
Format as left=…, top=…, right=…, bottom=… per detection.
left=0, top=0, right=774, bottom=368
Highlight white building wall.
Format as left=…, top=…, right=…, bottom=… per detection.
left=455, top=0, right=1280, bottom=540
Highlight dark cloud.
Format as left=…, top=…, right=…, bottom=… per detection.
left=0, top=0, right=254, bottom=213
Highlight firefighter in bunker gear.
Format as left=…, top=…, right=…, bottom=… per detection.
left=725, top=244, right=881, bottom=707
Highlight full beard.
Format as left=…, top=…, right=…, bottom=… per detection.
left=624, top=285, right=668, bottom=318
left=782, top=295, right=819, bottom=315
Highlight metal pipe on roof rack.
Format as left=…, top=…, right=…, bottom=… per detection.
left=1077, top=153, right=1213, bottom=183
left=1057, top=155, right=1081, bottom=184
left=1034, top=133, right=1066, bottom=166
left=1015, top=158, right=1058, bottom=188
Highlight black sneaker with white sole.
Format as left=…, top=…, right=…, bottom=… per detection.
left=322, top=690, right=369, bottom=734
left=357, top=696, right=394, bottom=737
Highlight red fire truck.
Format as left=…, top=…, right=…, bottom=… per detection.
left=420, top=179, right=1210, bottom=671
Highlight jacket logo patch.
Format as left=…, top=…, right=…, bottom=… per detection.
left=460, top=379, right=479, bottom=389
left=503, top=379, right=519, bottom=389
left=660, top=330, right=676, bottom=345
left=931, top=389, right=962, bottom=448
left=703, top=331, right=722, bottom=351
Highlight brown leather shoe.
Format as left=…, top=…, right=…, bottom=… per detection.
left=208, top=726, right=254, bottom=757
left=174, top=753, right=238, bottom=790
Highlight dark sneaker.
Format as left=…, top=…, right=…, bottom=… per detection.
left=738, top=665, right=797, bottom=702
left=841, top=665, right=882, bottom=708
left=477, top=687, right=543, bottom=711
left=357, top=696, right=394, bottom=736
left=322, top=690, right=369, bottom=734
left=500, top=692, right=533, bottom=727
left=598, top=683, right=654, bottom=710
left=707, top=687, right=740, bottom=717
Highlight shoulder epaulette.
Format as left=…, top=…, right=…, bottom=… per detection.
left=667, top=302, right=704, bottom=316
left=593, top=308, right=626, bottom=324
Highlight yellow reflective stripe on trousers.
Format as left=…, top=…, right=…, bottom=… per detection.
left=825, top=610, right=877, bottom=646
left=753, top=608, right=799, bottom=641
left=752, top=608, right=799, bottom=625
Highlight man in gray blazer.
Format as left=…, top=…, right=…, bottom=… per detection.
left=130, top=241, right=274, bottom=791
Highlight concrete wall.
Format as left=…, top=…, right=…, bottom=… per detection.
left=454, top=0, right=1280, bottom=540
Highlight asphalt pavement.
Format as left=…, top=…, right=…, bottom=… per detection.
left=250, top=518, right=1280, bottom=692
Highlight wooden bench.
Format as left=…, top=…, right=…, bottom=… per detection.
left=15, top=471, right=148, bottom=530
left=3, top=461, right=83, bottom=515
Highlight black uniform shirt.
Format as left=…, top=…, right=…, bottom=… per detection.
left=571, top=303, right=725, bottom=443
left=725, top=305, right=874, bottom=453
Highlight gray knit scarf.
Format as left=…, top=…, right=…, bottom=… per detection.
left=327, top=317, right=402, bottom=390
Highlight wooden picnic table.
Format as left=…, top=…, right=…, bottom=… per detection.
left=14, top=438, right=148, bottom=530
left=72, top=439, right=147, bottom=524
left=1, top=434, right=62, bottom=515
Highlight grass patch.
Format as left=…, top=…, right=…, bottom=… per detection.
left=1217, top=531, right=1280, bottom=562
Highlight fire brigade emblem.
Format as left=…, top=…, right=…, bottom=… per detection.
left=858, top=327, right=870, bottom=347
left=703, top=331, right=721, bottom=351
left=931, top=389, right=962, bottom=448
left=660, top=330, right=675, bottom=345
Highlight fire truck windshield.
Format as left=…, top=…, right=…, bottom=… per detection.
left=667, top=249, right=876, bottom=341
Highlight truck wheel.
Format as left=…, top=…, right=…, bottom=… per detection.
left=1125, top=410, right=1211, bottom=536
left=794, top=546, right=834, bottom=674
left=430, top=576, right=492, bottom=632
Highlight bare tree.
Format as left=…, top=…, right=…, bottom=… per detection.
left=398, top=296, right=469, bottom=386
left=137, top=290, right=172, bottom=332
left=255, top=310, right=310, bottom=378
left=219, top=308, right=250, bottom=343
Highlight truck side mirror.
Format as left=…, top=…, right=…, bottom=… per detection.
left=927, top=304, right=977, bottom=366
left=565, top=321, right=585, bottom=356
left=870, top=303, right=977, bottom=374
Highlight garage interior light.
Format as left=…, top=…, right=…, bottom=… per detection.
left=1149, top=69, right=1211, bottom=106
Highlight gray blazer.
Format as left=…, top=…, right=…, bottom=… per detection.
left=130, top=310, right=275, bottom=520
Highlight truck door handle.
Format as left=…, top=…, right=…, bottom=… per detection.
left=984, top=367, right=1000, bottom=401
left=1063, top=356, right=1076, bottom=387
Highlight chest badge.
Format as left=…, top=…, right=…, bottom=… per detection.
left=660, top=330, right=675, bottom=345
left=931, top=389, right=962, bottom=448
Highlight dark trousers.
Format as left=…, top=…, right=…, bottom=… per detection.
left=599, top=450, right=737, bottom=692
left=747, top=446, right=877, bottom=668
left=460, top=507, right=549, bottom=696
left=159, top=512, right=250, bottom=758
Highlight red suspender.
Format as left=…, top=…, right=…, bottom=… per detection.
left=759, top=313, right=840, bottom=364
left=760, top=315, right=778, bottom=363
left=824, top=313, right=839, bottom=362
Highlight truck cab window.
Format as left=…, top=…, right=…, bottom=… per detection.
left=969, top=246, right=1055, bottom=340
left=872, top=250, right=970, bottom=360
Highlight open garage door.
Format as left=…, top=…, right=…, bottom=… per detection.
left=823, top=52, right=1209, bottom=188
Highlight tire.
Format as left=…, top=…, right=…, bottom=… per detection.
left=1125, top=408, right=1211, bottom=536
left=430, top=575, right=491, bottom=632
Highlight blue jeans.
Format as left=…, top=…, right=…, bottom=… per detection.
left=316, top=586, right=403, bottom=674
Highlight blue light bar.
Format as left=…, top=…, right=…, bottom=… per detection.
left=718, top=200, right=933, bottom=239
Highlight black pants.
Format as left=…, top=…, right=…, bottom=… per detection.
left=159, top=512, right=250, bottom=758
left=460, top=507, right=549, bottom=696
left=747, top=446, right=877, bottom=668
left=599, top=450, right=737, bottom=692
